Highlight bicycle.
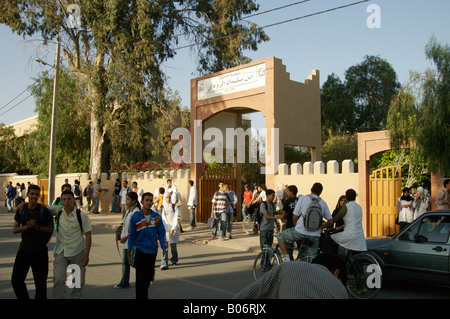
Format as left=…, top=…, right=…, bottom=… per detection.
left=252, top=234, right=314, bottom=280
left=341, top=248, right=383, bottom=299
left=320, top=229, right=383, bottom=299
left=242, top=210, right=283, bottom=236
left=242, top=212, right=259, bottom=235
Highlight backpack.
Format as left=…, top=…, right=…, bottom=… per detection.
left=74, top=185, right=81, bottom=197
left=303, top=195, right=323, bottom=231
left=20, top=204, right=53, bottom=244
left=55, top=208, right=83, bottom=233
left=256, top=201, right=275, bottom=225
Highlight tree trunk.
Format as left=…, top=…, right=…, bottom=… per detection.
left=89, top=110, right=106, bottom=176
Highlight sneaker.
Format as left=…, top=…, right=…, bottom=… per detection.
left=113, top=284, right=129, bottom=289
left=160, top=266, right=168, bottom=270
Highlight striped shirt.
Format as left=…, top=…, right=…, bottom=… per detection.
left=212, top=191, right=228, bottom=214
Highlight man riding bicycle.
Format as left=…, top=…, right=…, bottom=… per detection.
left=277, top=183, right=333, bottom=261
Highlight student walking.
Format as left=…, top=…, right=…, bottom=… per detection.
left=127, top=192, right=167, bottom=299
left=119, top=181, right=132, bottom=217
left=53, top=190, right=92, bottom=299
left=114, top=192, right=141, bottom=289
left=225, top=184, right=237, bottom=239
left=11, top=185, right=53, bottom=299
left=160, top=193, right=180, bottom=269
left=111, top=179, right=121, bottom=213
left=187, top=180, right=198, bottom=230
left=211, top=182, right=230, bottom=240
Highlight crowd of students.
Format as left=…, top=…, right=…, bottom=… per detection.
left=8, top=177, right=450, bottom=299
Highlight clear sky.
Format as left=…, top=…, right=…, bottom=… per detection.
left=0, top=0, right=449, bottom=128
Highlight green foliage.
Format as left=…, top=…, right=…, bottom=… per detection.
left=321, top=133, right=358, bottom=165
left=345, top=55, right=401, bottom=131
left=387, top=37, right=450, bottom=174
left=0, top=124, right=22, bottom=173
left=321, top=73, right=355, bottom=134
left=0, top=0, right=269, bottom=174
left=21, top=68, right=90, bottom=176
left=371, top=150, right=430, bottom=189
left=321, top=56, right=400, bottom=135
left=284, top=145, right=311, bottom=166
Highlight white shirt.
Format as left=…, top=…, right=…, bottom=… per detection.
left=119, top=187, right=131, bottom=204
left=331, top=201, right=367, bottom=252
left=160, top=202, right=179, bottom=244
left=134, top=188, right=144, bottom=203
left=293, top=194, right=332, bottom=237
left=259, top=190, right=267, bottom=202
left=187, top=186, right=198, bottom=207
left=93, top=183, right=101, bottom=198
left=54, top=207, right=92, bottom=257
left=121, top=206, right=139, bottom=249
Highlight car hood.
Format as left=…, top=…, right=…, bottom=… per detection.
left=366, top=236, right=393, bottom=251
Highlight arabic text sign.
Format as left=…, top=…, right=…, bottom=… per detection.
left=197, top=63, right=266, bottom=101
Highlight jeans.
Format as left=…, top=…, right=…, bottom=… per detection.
left=277, top=227, right=320, bottom=258
left=242, top=204, right=250, bottom=221
left=7, top=197, right=14, bottom=210
left=212, top=212, right=227, bottom=238
left=189, top=207, right=196, bottom=228
left=160, top=243, right=178, bottom=269
left=118, top=248, right=130, bottom=287
left=112, top=194, right=121, bottom=213
left=134, top=248, right=157, bottom=299
left=92, top=196, right=100, bottom=213
left=259, top=229, right=274, bottom=269
left=11, top=250, right=49, bottom=299
left=226, top=209, right=234, bottom=237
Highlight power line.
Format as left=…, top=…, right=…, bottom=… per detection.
left=0, top=93, right=33, bottom=117
left=1, top=0, right=371, bottom=118
left=0, top=1, right=311, bottom=118
left=174, top=0, right=372, bottom=50
left=0, top=67, right=54, bottom=116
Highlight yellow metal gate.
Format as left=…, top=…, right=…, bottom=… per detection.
left=369, top=166, right=401, bottom=237
left=198, top=167, right=237, bottom=223
left=38, top=178, right=49, bottom=205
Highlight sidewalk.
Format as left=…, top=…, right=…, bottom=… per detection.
left=0, top=205, right=261, bottom=253
left=87, top=211, right=262, bottom=253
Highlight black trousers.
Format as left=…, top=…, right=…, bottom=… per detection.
left=321, top=235, right=340, bottom=255
left=134, top=248, right=157, bottom=299
left=11, top=250, right=49, bottom=299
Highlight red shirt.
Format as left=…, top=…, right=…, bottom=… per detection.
left=243, top=190, right=253, bottom=205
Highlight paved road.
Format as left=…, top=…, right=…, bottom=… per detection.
left=1, top=208, right=450, bottom=300
left=0, top=210, right=257, bottom=299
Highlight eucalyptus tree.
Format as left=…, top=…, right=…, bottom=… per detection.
left=1, top=0, right=269, bottom=174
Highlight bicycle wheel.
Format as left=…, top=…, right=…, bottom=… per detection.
left=242, top=215, right=258, bottom=235
left=253, top=248, right=281, bottom=281
left=346, top=253, right=382, bottom=299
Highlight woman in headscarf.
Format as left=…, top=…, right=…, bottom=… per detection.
left=397, top=187, right=415, bottom=231
left=414, top=186, right=430, bottom=220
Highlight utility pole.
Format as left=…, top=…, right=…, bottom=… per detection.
left=48, top=40, right=61, bottom=205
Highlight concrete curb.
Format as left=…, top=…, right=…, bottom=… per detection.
left=87, top=212, right=261, bottom=254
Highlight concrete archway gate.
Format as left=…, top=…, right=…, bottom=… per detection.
left=189, top=57, right=322, bottom=221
